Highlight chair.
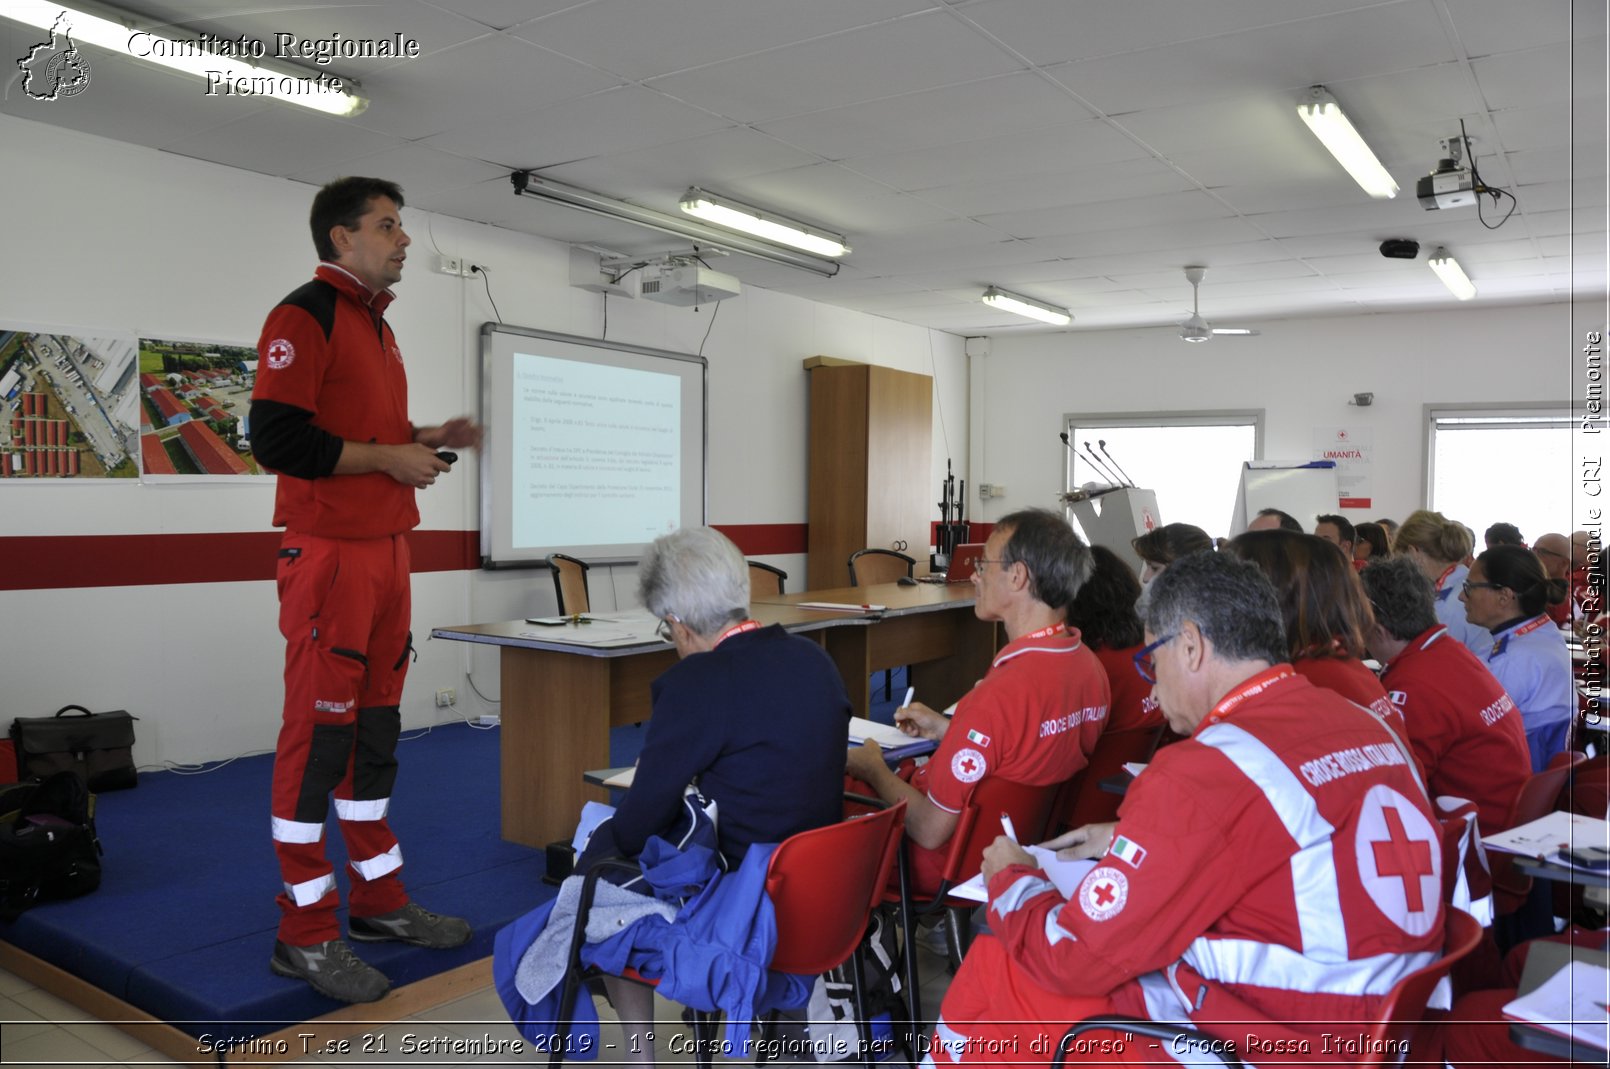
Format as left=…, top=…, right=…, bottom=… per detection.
left=885, top=777, right=1060, bottom=1021
left=747, top=560, right=788, bottom=597
left=546, top=553, right=592, bottom=615
left=848, top=548, right=916, bottom=588
left=1050, top=908, right=1484, bottom=1069
left=1048, top=726, right=1165, bottom=836
left=1492, top=750, right=1586, bottom=915
left=551, top=802, right=908, bottom=1068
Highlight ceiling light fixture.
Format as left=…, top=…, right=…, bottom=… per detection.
left=981, top=286, right=1071, bottom=326
left=4, top=0, right=368, bottom=115
left=679, top=188, right=850, bottom=259
left=1296, top=86, right=1398, bottom=199
left=1428, top=247, right=1476, bottom=300
left=511, top=172, right=841, bottom=277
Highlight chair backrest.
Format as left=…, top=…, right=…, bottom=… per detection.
left=1051, top=726, right=1164, bottom=835
left=546, top=553, right=592, bottom=615
left=747, top=560, right=787, bottom=597
left=938, top=777, right=1059, bottom=891
left=848, top=548, right=915, bottom=587
left=1358, top=907, right=1484, bottom=1067
left=1492, top=750, right=1586, bottom=908
left=766, top=801, right=906, bottom=976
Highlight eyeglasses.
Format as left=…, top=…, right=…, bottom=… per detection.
left=656, top=614, right=680, bottom=642
left=976, top=558, right=1015, bottom=573
left=1461, top=580, right=1504, bottom=596
left=1132, top=632, right=1178, bottom=684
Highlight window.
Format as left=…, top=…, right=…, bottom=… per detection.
left=1426, top=405, right=1574, bottom=544
left=1064, top=411, right=1261, bottom=541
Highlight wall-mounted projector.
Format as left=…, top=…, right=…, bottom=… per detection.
left=639, top=264, right=741, bottom=306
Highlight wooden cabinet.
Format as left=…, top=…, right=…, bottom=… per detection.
left=805, top=358, right=933, bottom=589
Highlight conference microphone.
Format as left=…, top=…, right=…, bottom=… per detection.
left=1081, top=439, right=1124, bottom=487
left=1097, top=439, right=1135, bottom=488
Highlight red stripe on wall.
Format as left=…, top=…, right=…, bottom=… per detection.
left=710, top=523, right=807, bottom=556
left=0, top=530, right=480, bottom=591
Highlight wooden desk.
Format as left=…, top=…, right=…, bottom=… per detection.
left=431, top=603, right=851, bottom=847
left=433, top=589, right=995, bottom=847
left=753, top=581, right=996, bottom=718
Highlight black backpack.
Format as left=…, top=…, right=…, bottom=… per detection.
left=0, top=772, right=102, bottom=921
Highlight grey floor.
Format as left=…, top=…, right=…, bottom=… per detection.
left=0, top=931, right=957, bottom=1067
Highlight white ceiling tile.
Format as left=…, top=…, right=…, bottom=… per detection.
left=422, top=86, right=734, bottom=170
left=162, top=107, right=403, bottom=179
left=1489, top=104, right=1573, bottom=156
left=756, top=73, right=1093, bottom=161
left=511, top=0, right=938, bottom=79
left=284, top=144, right=510, bottom=196
left=843, top=118, right=1152, bottom=190
left=719, top=167, right=954, bottom=233
left=1471, top=45, right=1578, bottom=111
left=917, top=158, right=1196, bottom=216
left=644, top=11, right=1024, bottom=123
left=1448, top=0, right=1589, bottom=58
left=427, top=0, right=596, bottom=33
left=955, top=0, right=1393, bottom=66
left=978, top=189, right=1234, bottom=240
left=538, top=128, right=821, bottom=205
left=1044, top=0, right=1458, bottom=114
left=1027, top=217, right=1274, bottom=258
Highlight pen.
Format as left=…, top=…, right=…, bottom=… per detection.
left=901, top=686, right=915, bottom=708
left=1001, top=814, right=1018, bottom=843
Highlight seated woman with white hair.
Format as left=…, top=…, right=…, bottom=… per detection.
left=574, top=527, right=850, bottom=1063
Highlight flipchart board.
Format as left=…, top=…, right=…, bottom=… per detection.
left=1230, top=462, right=1339, bottom=536
left=1067, top=487, right=1160, bottom=576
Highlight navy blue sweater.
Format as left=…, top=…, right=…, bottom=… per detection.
left=583, top=625, right=849, bottom=866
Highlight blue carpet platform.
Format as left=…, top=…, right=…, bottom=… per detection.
left=0, top=720, right=577, bottom=1050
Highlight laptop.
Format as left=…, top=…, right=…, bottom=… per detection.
left=946, top=543, right=986, bottom=583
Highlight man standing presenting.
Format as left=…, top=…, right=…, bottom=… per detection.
left=931, top=552, right=1444, bottom=1065
left=251, top=177, right=480, bottom=1003
left=846, top=509, right=1109, bottom=898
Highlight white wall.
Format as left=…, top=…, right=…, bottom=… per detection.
left=0, top=114, right=968, bottom=767
left=968, top=302, right=1595, bottom=534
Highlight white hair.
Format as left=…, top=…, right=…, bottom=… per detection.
left=638, top=527, right=750, bottom=637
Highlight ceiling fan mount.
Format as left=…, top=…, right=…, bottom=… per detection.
left=1179, top=265, right=1259, bottom=342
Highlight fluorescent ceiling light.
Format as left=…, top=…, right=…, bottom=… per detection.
left=4, top=0, right=368, bottom=116
left=679, top=188, right=849, bottom=259
left=982, top=286, right=1071, bottom=326
left=1297, top=86, right=1397, bottom=199
left=1428, top=248, right=1476, bottom=300
left=512, top=172, right=841, bottom=277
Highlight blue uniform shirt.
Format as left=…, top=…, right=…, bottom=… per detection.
left=1485, top=614, right=1575, bottom=771
left=1434, top=563, right=1494, bottom=657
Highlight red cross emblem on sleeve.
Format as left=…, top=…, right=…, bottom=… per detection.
left=1372, top=807, right=1434, bottom=912
left=1354, top=786, right=1441, bottom=936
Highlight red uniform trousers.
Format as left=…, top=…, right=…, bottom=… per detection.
left=270, top=532, right=413, bottom=945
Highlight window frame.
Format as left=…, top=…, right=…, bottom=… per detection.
left=1422, top=401, right=1574, bottom=513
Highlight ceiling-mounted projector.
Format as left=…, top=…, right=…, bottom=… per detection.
left=1416, top=135, right=1479, bottom=211
left=639, top=264, right=741, bottom=306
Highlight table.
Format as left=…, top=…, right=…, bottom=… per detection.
left=752, top=581, right=997, bottom=718
left=431, top=583, right=994, bottom=847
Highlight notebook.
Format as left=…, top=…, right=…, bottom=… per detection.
left=947, top=543, right=986, bottom=583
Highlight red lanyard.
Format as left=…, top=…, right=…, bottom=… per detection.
left=713, top=619, right=762, bottom=647
left=1202, top=665, right=1298, bottom=728
left=1020, top=623, right=1066, bottom=642
left=1435, top=563, right=1458, bottom=591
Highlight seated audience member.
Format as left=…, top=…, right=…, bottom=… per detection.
left=1395, top=510, right=1493, bottom=656
left=1314, top=513, right=1356, bottom=561
left=846, top=509, right=1109, bottom=896
left=1531, top=531, right=1575, bottom=626
left=1459, top=545, right=1575, bottom=772
left=1066, top=546, right=1161, bottom=734
left=1225, top=530, right=1401, bottom=735
left=1247, top=506, right=1302, bottom=532
left=1130, top=522, right=1212, bottom=586
left=1375, top=516, right=1400, bottom=549
left=931, top=551, right=1445, bottom=1065
left=575, top=527, right=850, bottom=1056
left=1484, top=521, right=1526, bottom=550
left=1359, top=557, right=1528, bottom=832
left=1352, top=520, right=1391, bottom=565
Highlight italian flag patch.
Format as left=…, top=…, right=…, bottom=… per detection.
left=1108, top=835, right=1146, bottom=868
left=966, top=729, right=991, bottom=747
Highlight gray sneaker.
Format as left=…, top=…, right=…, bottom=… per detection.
left=270, top=939, right=389, bottom=1003
left=349, top=902, right=471, bottom=949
